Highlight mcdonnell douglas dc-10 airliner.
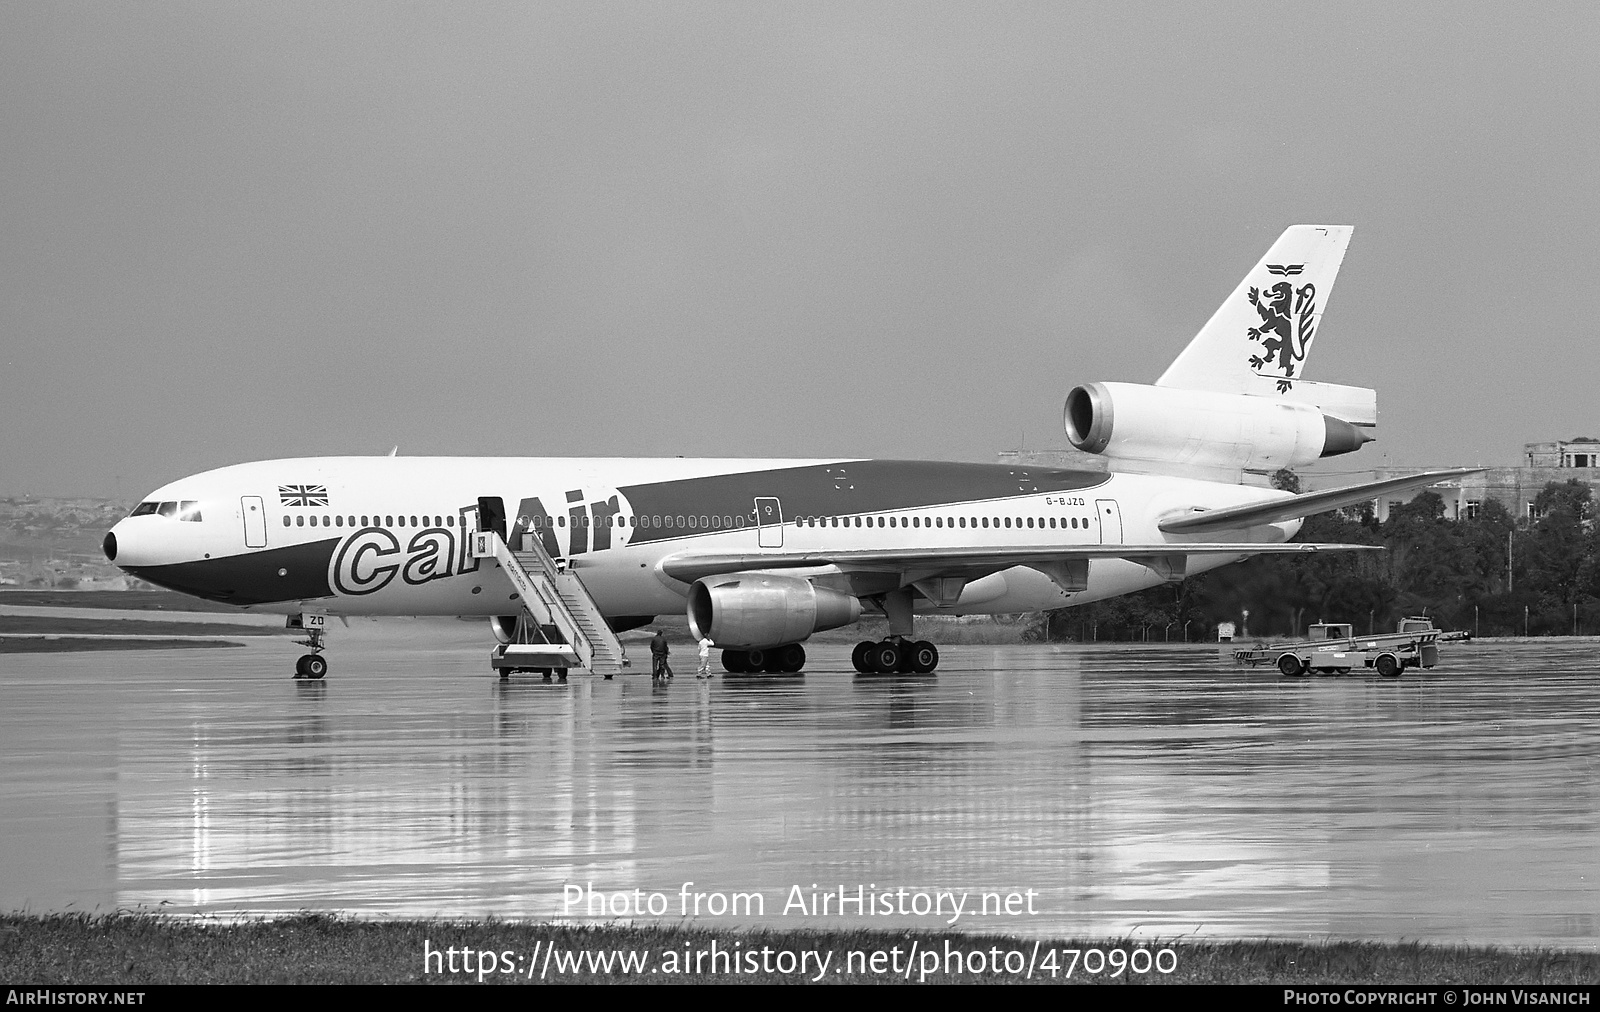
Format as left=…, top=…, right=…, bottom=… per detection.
left=104, top=226, right=1470, bottom=679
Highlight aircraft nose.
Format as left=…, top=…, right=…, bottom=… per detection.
left=105, top=519, right=160, bottom=568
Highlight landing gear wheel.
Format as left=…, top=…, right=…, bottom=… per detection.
left=296, top=654, right=326, bottom=680
left=851, top=641, right=873, bottom=673
left=870, top=641, right=903, bottom=674
left=1277, top=653, right=1305, bottom=677
left=910, top=641, right=939, bottom=674
left=1375, top=653, right=1401, bottom=678
left=777, top=643, right=806, bottom=673
left=744, top=647, right=768, bottom=672
left=721, top=650, right=748, bottom=673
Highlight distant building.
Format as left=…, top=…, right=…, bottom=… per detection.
left=1374, top=437, right=1600, bottom=522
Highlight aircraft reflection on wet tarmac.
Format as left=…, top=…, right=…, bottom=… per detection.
left=2, top=618, right=1596, bottom=947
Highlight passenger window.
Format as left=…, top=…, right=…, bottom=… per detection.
left=447, top=516, right=454, bottom=527
left=700, top=516, right=709, bottom=528
left=386, top=516, right=394, bottom=526
left=1026, top=517, right=1034, bottom=528
left=131, top=502, right=158, bottom=517
left=296, top=516, right=305, bottom=527
left=335, top=516, right=343, bottom=527
left=362, top=516, right=370, bottom=526
left=283, top=516, right=291, bottom=527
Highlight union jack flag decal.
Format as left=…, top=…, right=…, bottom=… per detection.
left=278, top=484, right=329, bottom=507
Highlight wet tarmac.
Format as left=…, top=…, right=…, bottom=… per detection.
left=2, top=618, right=1596, bottom=947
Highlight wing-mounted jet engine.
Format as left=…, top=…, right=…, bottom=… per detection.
left=1064, top=224, right=1376, bottom=483
left=688, top=574, right=862, bottom=673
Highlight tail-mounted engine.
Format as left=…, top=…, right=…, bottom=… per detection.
left=689, top=574, right=862, bottom=649
left=1064, top=382, right=1370, bottom=480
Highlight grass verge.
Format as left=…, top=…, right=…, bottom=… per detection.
left=1, top=913, right=1594, bottom=984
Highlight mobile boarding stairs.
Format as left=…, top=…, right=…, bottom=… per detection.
left=470, top=528, right=630, bottom=679
left=1234, top=618, right=1469, bottom=678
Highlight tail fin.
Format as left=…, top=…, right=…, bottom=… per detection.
left=1157, top=225, right=1353, bottom=399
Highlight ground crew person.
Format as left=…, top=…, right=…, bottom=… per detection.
left=697, top=637, right=713, bottom=678
left=651, top=629, right=671, bottom=681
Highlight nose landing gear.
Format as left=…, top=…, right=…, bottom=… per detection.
left=295, top=651, right=328, bottom=679
left=289, top=612, right=328, bottom=680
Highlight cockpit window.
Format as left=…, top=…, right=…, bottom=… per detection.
left=156, top=501, right=179, bottom=518
left=131, top=502, right=159, bottom=517
left=178, top=501, right=202, bottom=522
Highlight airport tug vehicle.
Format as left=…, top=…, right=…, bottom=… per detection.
left=1234, top=618, right=1470, bottom=678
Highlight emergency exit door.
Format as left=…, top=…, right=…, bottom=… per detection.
left=754, top=497, right=783, bottom=548
left=241, top=496, right=267, bottom=548
left=1095, top=499, right=1122, bottom=544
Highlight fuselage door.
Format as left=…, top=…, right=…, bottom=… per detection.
left=1095, top=499, right=1123, bottom=545
left=754, top=497, right=783, bottom=548
left=242, top=496, right=267, bottom=548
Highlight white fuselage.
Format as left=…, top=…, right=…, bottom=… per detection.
left=106, top=456, right=1297, bottom=622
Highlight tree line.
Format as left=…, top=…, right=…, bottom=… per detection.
left=1032, top=474, right=1600, bottom=642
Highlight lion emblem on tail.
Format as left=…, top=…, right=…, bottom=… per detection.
left=1247, top=279, right=1317, bottom=392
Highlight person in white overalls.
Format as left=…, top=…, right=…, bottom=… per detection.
left=697, top=637, right=713, bottom=679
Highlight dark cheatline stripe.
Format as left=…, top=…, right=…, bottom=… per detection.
left=123, top=538, right=339, bottom=605
left=619, top=460, right=1109, bottom=545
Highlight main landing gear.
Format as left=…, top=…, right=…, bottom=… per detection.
left=850, top=587, right=941, bottom=674
left=721, top=643, right=806, bottom=674
left=290, top=613, right=328, bottom=680
left=851, top=637, right=939, bottom=674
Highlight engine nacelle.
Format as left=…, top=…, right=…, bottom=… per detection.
left=1064, top=382, right=1370, bottom=478
left=688, top=574, right=862, bottom=648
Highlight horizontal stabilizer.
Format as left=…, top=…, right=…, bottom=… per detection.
left=1278, top=380, right=1378, bottom=427
left=1158, top=468, right=1483, bottom=535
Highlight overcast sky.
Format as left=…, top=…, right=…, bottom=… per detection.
left=3, top=3, right=1597, bottom=497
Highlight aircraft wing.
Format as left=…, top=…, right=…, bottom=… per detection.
left=657, top=541, right=1380, bottom=584
left=1156, top=468, right=1483, bottom=535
